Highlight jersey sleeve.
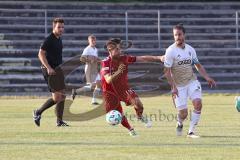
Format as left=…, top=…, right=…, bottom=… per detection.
left=101, top=60, right=110, bottom=76
left=126, top=55, right=136, bottom=64
left=40, top=37, right=50, bottom=51
left=164, top=48, right=174, bottom=68
left=82, top=47, right=90, bottom=56
left=191, top=48, right=200, bottom=65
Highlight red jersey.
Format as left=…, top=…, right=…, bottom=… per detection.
left=101, top=55, right=136, bottom=94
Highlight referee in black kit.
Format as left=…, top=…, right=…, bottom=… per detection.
left=33, top=17, right=69, bottom=127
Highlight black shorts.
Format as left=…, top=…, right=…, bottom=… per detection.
left=41, top=66, right=53, bottom=92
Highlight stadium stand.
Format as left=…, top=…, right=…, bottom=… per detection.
left=0, top=1, right=240, bottom=94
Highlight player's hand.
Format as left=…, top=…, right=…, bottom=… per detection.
left=47, top=67, right=56, bottom=75
left=160, top=55, right=165, bottom=62
left=92, top=57, right=101, bottom=63
left=206, top=77, right=216, bottom=88
left=118, top=64, right=126, bottom=74
left=171, top=87, right=178, bottom=99
left=96, top=57, right=102, bottom=63
left=90, top=58, right=95, bottom=63
left=80, top=56, right=88, bottom=63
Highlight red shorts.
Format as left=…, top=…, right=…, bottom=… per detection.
left=103, top=89, right=138, bottom=113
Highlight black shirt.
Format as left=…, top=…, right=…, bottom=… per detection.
left=40, top=32, right=63, bottom=69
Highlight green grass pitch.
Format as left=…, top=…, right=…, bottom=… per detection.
left=0, top=94, right=239, bottom=160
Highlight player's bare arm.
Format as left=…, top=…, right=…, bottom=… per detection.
left=136, top=55, right=164, bottom=62
left=195, top=63, right=216, bottom=88
left=80, top=55, right=92, bottom=63
left=104, top=64, right=126, bottom=84
left=38, top=49, right=55, bottom=75
left=80, top=55, right=101, bottom=63
left=164, top=67, right=178, bottom=98
left=92, top=56, right=102, bottom=63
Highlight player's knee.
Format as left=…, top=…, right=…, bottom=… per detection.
left=135, top=99, right=143, bottom=110
left=179, top=109, right=188, bottom=119
left=53, top=94, right=65, bottom=103
left=193, top=99, right=202, bottom=111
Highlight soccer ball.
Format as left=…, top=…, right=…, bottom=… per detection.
left=106, top=110, right=122, bottom=126
left=235, top=96, right=240, bottom=112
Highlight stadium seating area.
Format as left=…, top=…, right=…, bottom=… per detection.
left=0, top=1, right=240, bottom=94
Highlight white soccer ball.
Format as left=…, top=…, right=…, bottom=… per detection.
left=106, top=110, right=122, bottom=126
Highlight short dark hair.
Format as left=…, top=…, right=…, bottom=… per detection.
left=106, top=41, right=118, bottom=51
left=173, top=23, right=185, bottom=34
left=53, top=18, right=64, bottom=27
left=105, top=38, right=121, bottom=51
left=108, top=38, right=121, bottom=44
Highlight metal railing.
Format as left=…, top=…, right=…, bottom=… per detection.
left=1, top=8, right=240, bottom=49
left=43, top=9, right=161, bottom=48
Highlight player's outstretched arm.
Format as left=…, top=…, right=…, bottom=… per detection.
left=136, top=55, right=164, bottom=62
left=104, top=64, right=126, bottom=84
left=195, top=63, right=216, bottom=88
left=80, top=55, right=92, bottom=63
left=80, top=55, right=101, bottom=63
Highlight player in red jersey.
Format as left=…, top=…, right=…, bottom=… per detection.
left=101, top=38, right=164, bottom=136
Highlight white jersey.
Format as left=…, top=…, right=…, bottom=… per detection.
left=82, top=45, right=99, bottom=83
left=164, top=43, right=199, bottom=87
left=82, top=45, right=98, bottom=57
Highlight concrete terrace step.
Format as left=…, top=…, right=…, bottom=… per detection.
left=0, top=39, right=236, bottom=46
left=0, top=57, right=31, bottom=66
left=0, top=40, right=237, bottom=51
left=0, top=66, right=41, bottom=74
left=0, top=23, right=237, bottom=30
left=129, top=63, right=240, bottom=73
left=0, top=83, right=48, bottom=92
left=0, top=16, right=237, bottom=29
left=0, top=16, right=236, bottom=23
left=0, top=74, right=44, bottom=84
left=2, top=32, right=238, bottom=41
left=1, top=1, right=240, bottom=10
left=1, top=48, right=240, bottom=58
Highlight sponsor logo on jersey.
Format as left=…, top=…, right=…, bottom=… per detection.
left=178, top=59, right=192, bottom=65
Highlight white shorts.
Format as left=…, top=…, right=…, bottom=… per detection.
left=174, top=80, right=202, bottom=110
left=86, top=73, right=101, bottom=86
left=95, top=73, right=101, bottom=82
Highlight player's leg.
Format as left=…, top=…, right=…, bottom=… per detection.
left=71, top=64, right=92, bottom=100
left=104, top=91, right=135, bottom=136
left=134, top=97, right=152, bottom=128
left=174, top=86, right=188, bottom=136
left=71, top=83, right=92, bottom=100
left=126, top=90, right=152, bottom=128
left=33, top=67, right=56, bottom=126
left=33, top=91, right=67, bottom=127
left=116, top=105, right=133, bottom=131
left=187, top=80, right=202, bottom=138
left=117, top=105, right=137, bottom=136
left=33, top=97, right=56, bottom=127
left=92, top=74, right=101, bottom=105
left=53, top=91, right=69, bottom=127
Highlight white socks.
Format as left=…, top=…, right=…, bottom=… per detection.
left=92, top=88, right=101, bottom=103
left=188, top=110, right=201, bottom=133
left=177, top=114, right=184, bottom=126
